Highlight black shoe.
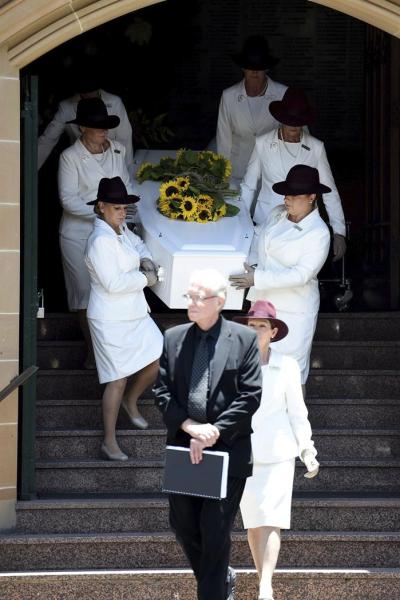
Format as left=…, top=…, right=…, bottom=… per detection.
left=226, top=566, right=236, bottom=600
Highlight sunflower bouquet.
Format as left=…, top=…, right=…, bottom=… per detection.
left=135, top=149, right=240, bottom=223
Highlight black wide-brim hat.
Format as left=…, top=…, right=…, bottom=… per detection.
left=67, top=97, right=120, bottom=129
left=269, top=87, right=316, bottom=127
left=232, top=35, right=279, bottom=71
left=87, top=176, right=140, bottom=205
left=272, top=164, right=331, bottom=196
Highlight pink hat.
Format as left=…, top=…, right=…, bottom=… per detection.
left=233, top=300, right=288, bottom=342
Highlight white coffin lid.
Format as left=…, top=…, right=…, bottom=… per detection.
left=134, top=149, right=254, bottom=255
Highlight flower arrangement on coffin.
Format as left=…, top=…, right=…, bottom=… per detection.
left=135, top=149, right=240, bottom=223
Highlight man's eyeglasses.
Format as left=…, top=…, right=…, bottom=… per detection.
left=182, top=293, right=218, bottom=304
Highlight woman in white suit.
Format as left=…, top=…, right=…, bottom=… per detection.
left=216, top=35, right=287, bottom=181
left=234, top=300, right=319, bottom=600
left=58, top=97, right=136, bottom=367
left=230, top=165, right=331, bottom=385
left=85, top=177, right=163, bottom=461
left=240, top=87, right=346, bottom=260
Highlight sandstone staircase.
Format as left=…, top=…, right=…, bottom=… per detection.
left=1, top=312, right=400, bottom=599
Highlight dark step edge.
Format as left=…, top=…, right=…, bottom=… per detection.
left=1, top=531, right=400, bottom=544
left=35, top=459, right=400, bottom=468
left=34, top=428, right=400, bottom=437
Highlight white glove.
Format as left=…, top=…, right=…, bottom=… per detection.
left=143, top=269, right=157, bottom=287
left=332, top=234, right=346, bottom=262
left=140, top=258, right=158, bottom=272
left=302, top=449, right=320, bottom=479
left=229, top=262, right=255, bottom=290
left=125, top=205, right=138, bottom=223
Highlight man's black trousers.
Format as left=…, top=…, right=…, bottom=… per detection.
left=169, top=476, right=246, bottom=600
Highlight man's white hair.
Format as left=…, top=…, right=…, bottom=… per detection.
left=189, top=268, right=228, bottom=298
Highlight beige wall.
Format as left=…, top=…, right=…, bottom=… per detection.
left=0, top=46, right=19, bottom=530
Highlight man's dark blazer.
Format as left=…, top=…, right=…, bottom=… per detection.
left=154, top=316, right=262, bottom=478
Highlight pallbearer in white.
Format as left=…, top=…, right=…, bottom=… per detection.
left=240, top=87, right=347, bottom=260
left=216, top=35, right=287, bottom=180
left=234, top=300, right=319, bottom=600
left=230, top=165, right=331, bottom=384
left=85, top=177, right=163, bottom=461
left=58, top=97, right=137, bottom=368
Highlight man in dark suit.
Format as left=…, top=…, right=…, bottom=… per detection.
left=154, top=268, right=262, bottom=600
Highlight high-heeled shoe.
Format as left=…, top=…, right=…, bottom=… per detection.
left=101, top=443, right=128, bottom=461
left=121, top=401, right=149, bottom=429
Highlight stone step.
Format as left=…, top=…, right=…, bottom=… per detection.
left=2, top=568, right=400, bottom=600
left=35, top=459, right=400, bottom=495
left=37, top=369, right=400, bottom=400
left=37, top=311, right=400, bottom=341
left=36, top=397, right=400, bottom=430
left=37, top=339, right=400, bottom=371
left=15, top=495, right=400, bottom=534
left=0, top=531, right=399, bottom=571
left=35, top=428, right=400, bottom=461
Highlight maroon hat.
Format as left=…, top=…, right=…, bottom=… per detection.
left=269, top=87, right=316, bottom=127
left=233, top=300, right=288, bottom=342
left=272, top=164, right=331, bottom=196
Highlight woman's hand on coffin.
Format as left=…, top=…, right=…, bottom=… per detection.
left=143, top=269, right=158, bottom=287
left=126, top=205, right=138, bottom=220
left=229, top=262, right=255, bottom=289
left=302, top=449, right=320, bottom=478
left=140, top=258, right=158, bottom=272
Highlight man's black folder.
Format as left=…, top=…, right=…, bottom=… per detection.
left=162, top=445, right=229, bottom=499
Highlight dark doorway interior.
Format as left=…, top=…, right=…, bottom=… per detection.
left=27, top=0, right=399, bottom=312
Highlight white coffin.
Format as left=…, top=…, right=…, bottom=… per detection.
left=134, top=150, right=254, bottom=309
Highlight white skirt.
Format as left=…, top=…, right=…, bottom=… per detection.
left=272, top=309, right=318, bottom=384
left=59, top=235, right=90, bottom=311
left=240, top=458, right=295, bottom=530
left=88, top=314, right=163, bottom=384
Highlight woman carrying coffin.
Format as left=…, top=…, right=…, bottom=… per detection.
left=85, top=176, right=163, bottom=460
left=58, top=97, right=137, bottom=367
left=216, top=35, right=287, bottom=181
left=240, top=87, right=346, bottom=260
left=230, top=165, right=331, bottom=386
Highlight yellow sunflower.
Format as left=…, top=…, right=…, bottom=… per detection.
left=175, top=176, right=190, bottom=192
left=136, top=162, right=153, bottom=181
left=159, top=193, right=182, bottom=214
left=212, top=203, right=227, bottom=221
left=196, top=207, right=212, bottom=223
left=223, top=160, right=232, bottom=180
left=175, top=148, right=186, bottom=163
left=160, top=180, right=181, bottom=200
left=181, top=196, right=198, bottom=220
left=196, top=194, right=214, bottom=209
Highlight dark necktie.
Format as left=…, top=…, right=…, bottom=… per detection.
left=187, top=333, right=210, bottom=423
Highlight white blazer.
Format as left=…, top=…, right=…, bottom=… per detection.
left=251, top=349, right=316, bottom=464
left=85, top=218, right=152, bottom=321
left=240, top=128, right=346, bottom=235
left=58, top=138, right=135, bottom=240
left=216, top=78, right=287, bottom=179
left=38, top=89, right=134, bottom=172
left=248, top=206, right=331, bottom=314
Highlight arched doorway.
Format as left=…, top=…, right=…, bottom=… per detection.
left=0, top=0, right=400, bottom=529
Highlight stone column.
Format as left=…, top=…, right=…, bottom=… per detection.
left=0, top=47, right=20, bottom=531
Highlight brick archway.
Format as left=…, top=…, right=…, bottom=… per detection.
left=0, top=0, right=400, bottom=68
